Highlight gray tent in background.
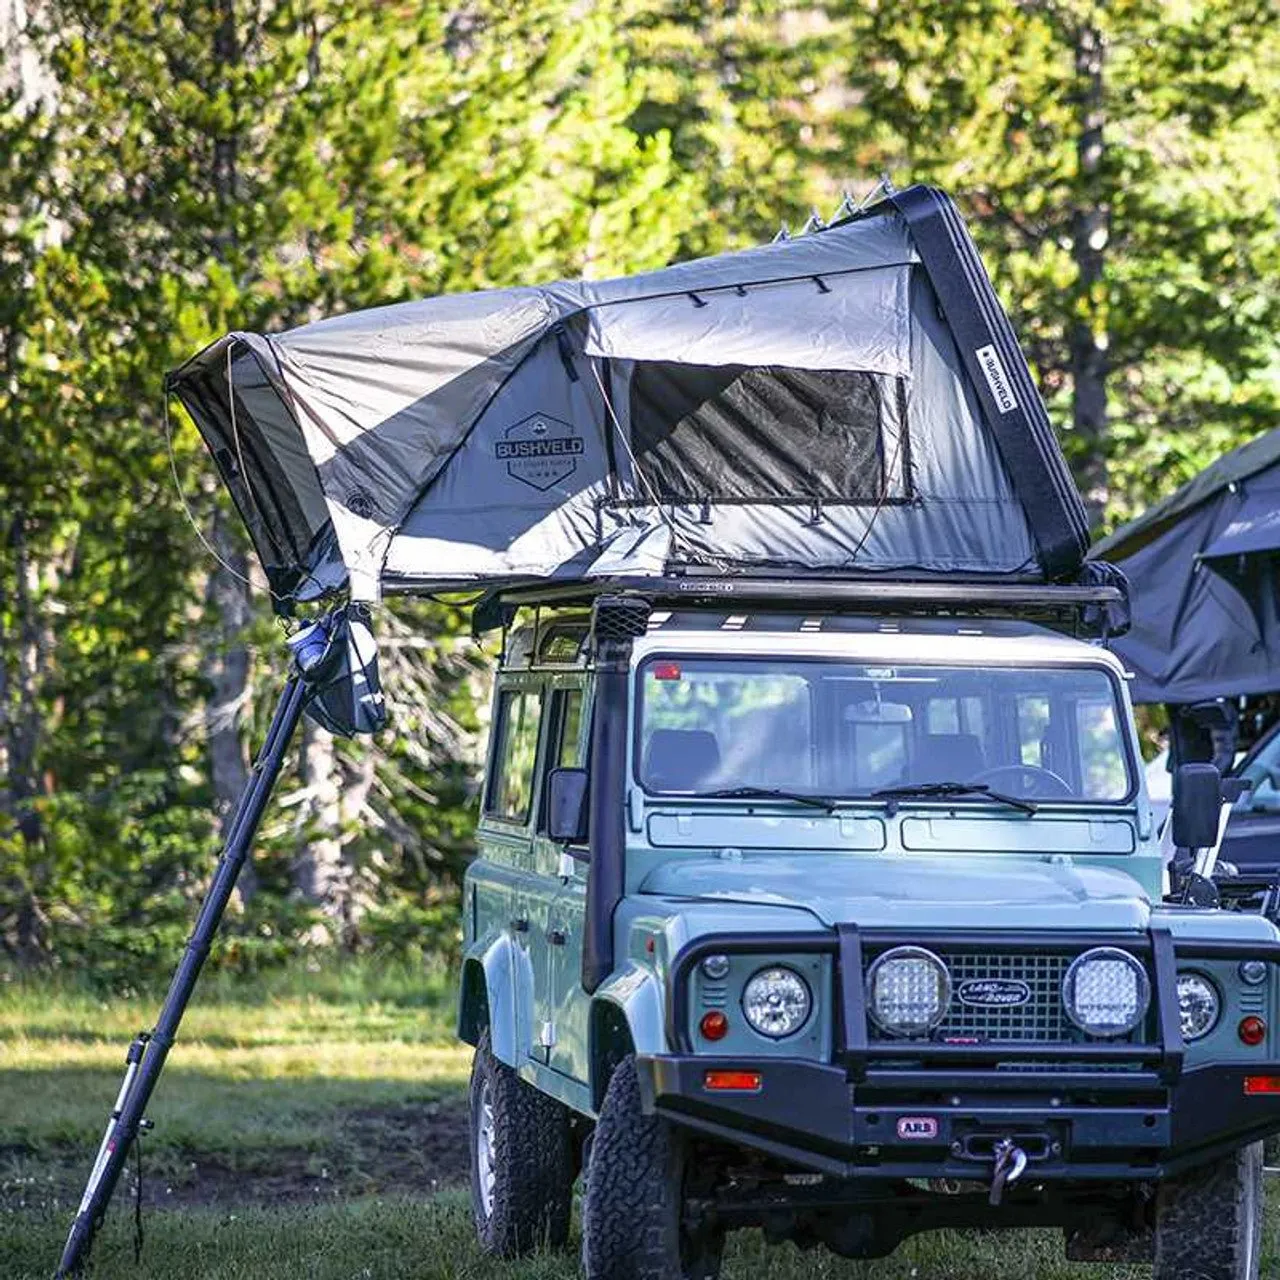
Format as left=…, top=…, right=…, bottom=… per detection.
left=169, top=186, right=1095, bottom=610
left=1092, top=428, right=1280, bottom=704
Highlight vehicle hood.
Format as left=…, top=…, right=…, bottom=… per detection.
left=638, top=854, right=1151, bottom=931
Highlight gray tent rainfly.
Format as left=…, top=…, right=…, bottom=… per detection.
left=168, top=186, right=1094, bottom=610
left=1092, top=427, right=1280, bottom=704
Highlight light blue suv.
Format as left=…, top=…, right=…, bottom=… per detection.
left=458, top=590, right=1280, bottom=1280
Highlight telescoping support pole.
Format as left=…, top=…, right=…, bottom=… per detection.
left=55, top=672, right=309, bottom=1277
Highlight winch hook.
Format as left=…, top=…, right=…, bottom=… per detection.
left=988, top=1138, right=1028, bottom=1207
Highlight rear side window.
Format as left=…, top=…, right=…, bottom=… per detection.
left=486, top=688, right=543, bottom=822
left=552, top=689, right=586, bottom=768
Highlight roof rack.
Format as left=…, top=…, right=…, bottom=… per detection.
left=468, top=574, right=1129, bottom=640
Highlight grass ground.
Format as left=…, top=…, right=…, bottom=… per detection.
left=1, top=962, right=1274, bottom=1279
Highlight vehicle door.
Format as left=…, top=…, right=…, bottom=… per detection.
left=536, top=679, right=591, bottom=1079
left=476, top=675, right=550, bottom=1064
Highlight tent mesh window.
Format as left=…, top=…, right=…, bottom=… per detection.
left=628, top=363, right=904, bottom=504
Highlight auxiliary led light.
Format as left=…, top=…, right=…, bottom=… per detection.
left=866, top=947, right=950, bottom=1038
left=1062, top=948, right=1149, bottom=1038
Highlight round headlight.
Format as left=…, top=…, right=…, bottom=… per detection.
left=866, top=946, right=950, bottom=1038
left=741, top=967, right=811, bottom=1039
left=1062, top=947, right=1150, bottom=1037
left=1177, top=972, right=1221, bottom=1041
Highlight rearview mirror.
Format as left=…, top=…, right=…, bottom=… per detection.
left=547, top=767, right=589, bottom=844
left=1172, top=763, right=1221, bottom=850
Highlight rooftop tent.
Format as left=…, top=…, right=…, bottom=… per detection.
left=1091, top=428, right=1280, bottom=704
left=168, top=186, right=1092, bottom=608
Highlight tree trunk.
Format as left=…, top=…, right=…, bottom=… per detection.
left=293, top=715, right=345, bottom=939
left=1069, top=16, right=1109, bottom=526
left=2, top=510, right=51, bottom=960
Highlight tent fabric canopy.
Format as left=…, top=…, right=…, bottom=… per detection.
left=1200, top=490, right=1280, bottom=564
left=169, top=185, right=1091, bottom=607
left=1092, top=430, right=1280, bottom=704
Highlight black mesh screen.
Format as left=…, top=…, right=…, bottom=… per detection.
left=628, top=363, right=891, bottom=503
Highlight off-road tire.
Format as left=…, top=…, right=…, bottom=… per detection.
left=468, top=1032, right=573, bottom=1256
left=1154, top=1141, right=1263, bottom=1280
left=582, top=1054, right=722, bottom=1280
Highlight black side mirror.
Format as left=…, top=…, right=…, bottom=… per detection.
left=547, top=767, right=590, bottom=844
left=1172, top=763, right=1222, bottom=849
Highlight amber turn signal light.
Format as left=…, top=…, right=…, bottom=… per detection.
left=1244, top=1075, right=1280, bottom=1095
left=1239, top=1015, right=1267, bottom=1046
left=700, top=1011, right=729, bottom=1041
left=704, top=1070, right=762, bottom=1092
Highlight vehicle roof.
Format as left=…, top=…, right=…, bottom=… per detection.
left=501, top=609, right=1127, bottom=676
left=633, top=614, right=1125, bottom=673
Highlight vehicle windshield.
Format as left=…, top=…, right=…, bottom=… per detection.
left=638, top=656, right=1133, bottom=804
left=1234, top=729, right=1280, bottom=814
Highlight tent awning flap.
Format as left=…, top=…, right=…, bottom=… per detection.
left=168, top=185, right=1091, bottom=608
left=583, top=265, right=911, bottom=376
left=1201, top=488, right=1280, bottom=564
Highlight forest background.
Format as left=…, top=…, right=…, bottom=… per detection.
left=3, top=0, right=1279, bottom=985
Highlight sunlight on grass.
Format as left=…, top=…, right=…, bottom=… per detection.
left=0, top=963, right=470, bottom=1153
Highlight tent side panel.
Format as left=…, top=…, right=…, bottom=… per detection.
left=888, top=186, right=1090, bottom=579
left=170, top=337, right=332, bottom=599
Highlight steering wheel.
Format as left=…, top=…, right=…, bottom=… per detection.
left=971, top=764, right=1074, bottom=801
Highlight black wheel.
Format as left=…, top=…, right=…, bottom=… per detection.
left=582, top=1055, right=723, bottom=1280
left=468, top=1031, right=574, bottom=1256
left=1154, top=1142, right=1263, bottom=1280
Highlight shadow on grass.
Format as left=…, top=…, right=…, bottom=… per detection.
left=2, top=1189, right=1199, bottom=1280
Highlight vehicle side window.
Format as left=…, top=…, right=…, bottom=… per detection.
left=553, top=689, right=586, bottom=768
left=485, top=688, right=543, bottom=822
left=1017, top=695, right=1051, bottom=767
left=1075, top=699, right=1128, bottom=799
left=537, top=688, right=586, bottom=833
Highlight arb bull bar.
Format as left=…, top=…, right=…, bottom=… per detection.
left=637, top=928, right=1280, bottom=1183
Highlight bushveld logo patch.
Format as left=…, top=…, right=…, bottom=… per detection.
left=974, top=343, right=1018, bottom=414
left=957, top=978, right=1032, bottom=1008
left=495, top=414, right=583, bottom=491
left=896, top=1116, right=939, bottom=1140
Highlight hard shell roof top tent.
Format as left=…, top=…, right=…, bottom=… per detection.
left=167, top=185, right=1119, bottom=623
left=1091, top=427, right=1280, bottom=705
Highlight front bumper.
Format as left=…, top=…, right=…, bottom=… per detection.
left=636, top=1054, right=1280, bottom=1181
left=645, top=924, right=1280, bottom=1182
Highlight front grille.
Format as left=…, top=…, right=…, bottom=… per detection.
left=864, top=949, right=1146, bottom=1045
left=937, top=951, right=1071, bottom=1043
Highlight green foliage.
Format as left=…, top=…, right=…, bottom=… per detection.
left=5, top=1, right=1280, bottom=980
left=1, top=0, right=731, bottom=978
left=814, top=0, right=1280, bottom=522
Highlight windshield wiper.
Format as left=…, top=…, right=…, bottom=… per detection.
left=689, top=785, right=841, bottom=812
left=870, top=781, right=1037, bottom=815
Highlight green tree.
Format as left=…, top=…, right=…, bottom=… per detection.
left=817, top=0, right=1280, bottom=524
left=3, top=0, right=718, bottom=972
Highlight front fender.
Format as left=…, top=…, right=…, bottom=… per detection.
left=588, top=961, right=665, bottom=1111
left=457, top=931, right=535, bottom=1068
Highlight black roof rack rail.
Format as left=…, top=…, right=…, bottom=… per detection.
left=466, top=574, right=1128, bottom=639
